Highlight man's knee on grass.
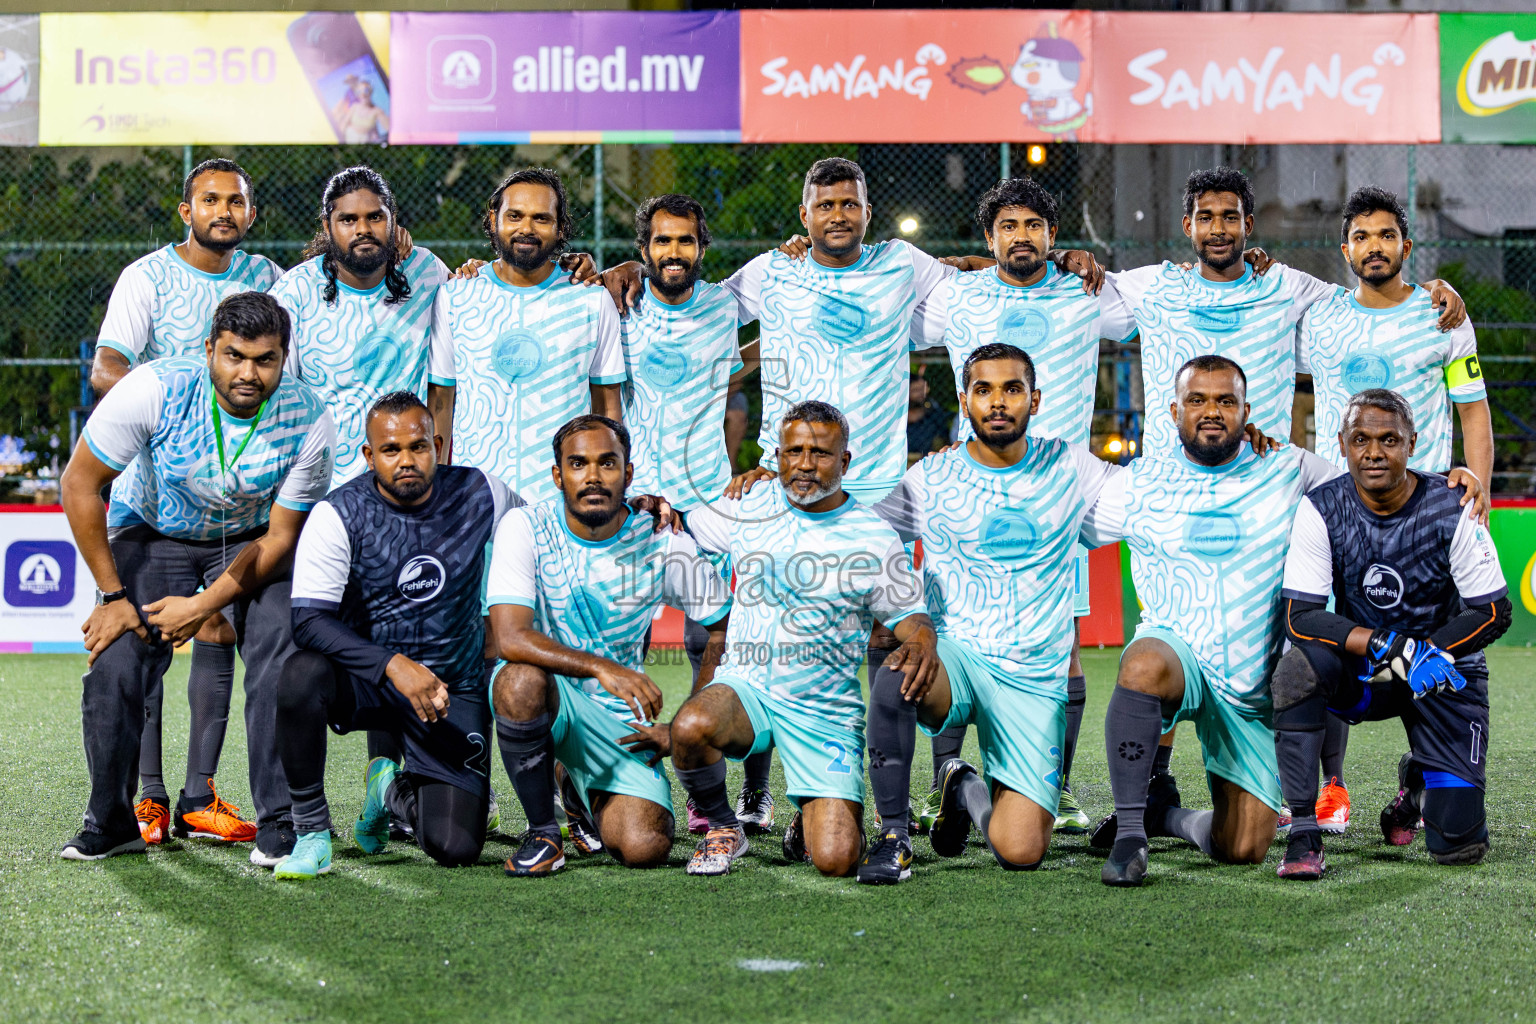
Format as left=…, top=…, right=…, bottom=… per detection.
left=804, top=799, right=863, bottom=877
left=987, top=790, right=1051, bottom=869
left=596, top=796, right=674, bottom=868
left=493, top=662, right=553, bottom=721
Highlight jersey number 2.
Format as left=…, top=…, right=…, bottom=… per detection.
left=823, top=740, right=853, bottom=775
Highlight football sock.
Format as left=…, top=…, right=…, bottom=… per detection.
left=389, top=775, right=487, bottom=868
left=368, top=730, right=405, bottom=765
left=867, top=665, right=916, bottom=839
left=496, top=714, right=559, bottom=839
left=1423, top=783, right=1488, bottom=857
left=1163, top=807, right=1214, bottom=856
left=957, top=770, right=992, bottom=837
left=276, top=651, right=336, bottom=834
left=1062, top=673, right=1087, bottom=786
left=1106, top=687, right=1164, bottom=841
left=683, top=616, right=710, bottom=684
left=1321, top=715, right=1349, bottom=788
left=183, top=639, right=236, bottom=806
left=138, top=673, right=167, bottom=805
left=1275, top=696, right=1327, bottom=837
left=675, top=759, right=738, bottom=830
left=930, top=726, right=967, bottom=786
left=1152, top=740, right=1173, bottom=777
left=743, top=749, right=772, bottom=793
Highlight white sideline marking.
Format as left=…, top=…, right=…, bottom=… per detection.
left=737, top=959, right=806, bottom=973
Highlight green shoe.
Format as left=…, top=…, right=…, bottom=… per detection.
left=355, top=756, right=399, bottom=854
left=916, top=787, right=941, bottom=834
left=486, top=788, right=501, bottom=835
left=274, top=830, right=333, bottom=880
left=1054, top=783, right=1090, bottom=835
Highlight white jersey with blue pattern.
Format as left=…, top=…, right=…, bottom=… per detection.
left=873, top=439, right=1115, bottom=699
left=431, top=265, right=625, bottom=506
left=1082, top=445, right=1339, bottom=710
left=724, top=241, right=955, bottom=502
left=687, top=485, right=926, bottom=732
left=1299, top=285, right=1483, bottom=473
left=97, top=245, right=282, bottom=365
left=914, top=264, right=1135, bottom=446
left=620, top=281, right=743, bottom=510
left=1104, top=262, right=1334, bottom=458
left=272, top=248, right=449, bottom=486
left=83, top=356, right=335, bottom=541
left=486, top=500, right=731, bottom=719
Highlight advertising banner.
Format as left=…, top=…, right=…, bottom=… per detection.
left=39, top=11, right=391, bottom=145
left=741, top=10, right=1098, bottom=143
left=1490, top=505, right=1536, bottom=647
left=1441, top=13, right=1536, bottom=144
left=0, top=17, right=38, bottom=146
left=389, top=11, right=739, bottom=144
left=1089, top=12, right=1440, bottom=144
left=0, top=509, right=93, bottom=652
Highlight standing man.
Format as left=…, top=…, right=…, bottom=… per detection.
left=432, top=168, right=625, bottom=505
left=867, top=344, right=1116, bottom=883
left=1098, top=167, right=1466, bottom=805
left=911, top=177, right=1136, bottom=834
left=488, top=415, right=732, bottom=877
left=91, top=157, right=281, bottom=847
left=617, top=193, right=775, bottom=835
left=673, top=402, right=936, bottom=878
left=1274, top=390, right=1508, bottom=879
left=1295, top=187, right=1495, bottom=830
left=272, top=166, right=451, bottom=486
left=59, top=292, right=335, bottom=864
left=273, top=392, right=521, bottom=879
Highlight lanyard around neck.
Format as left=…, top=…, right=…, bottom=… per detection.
left=211, top=388, right=269, bottom=485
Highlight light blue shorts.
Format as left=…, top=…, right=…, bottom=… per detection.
left=710, top=675, right=864, bottom=809
left=928, top=637, right=1065, bottom=813
left=1127, top=625, right=1283, bottom=812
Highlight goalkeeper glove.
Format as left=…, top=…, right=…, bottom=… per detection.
left=1363, top=630, right=1466, bottom=698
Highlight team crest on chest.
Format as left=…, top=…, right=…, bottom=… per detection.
left=493, top=329, right=545, bottom=384
left=1343, top=352, right=1392, bottom=393
left=352, top=330, right=410, bottom=389
left=1183, top=511, right=1244, bottom=560
left=397, top=554, right=447, bottom=602
left=996, top=305, right=1053, bottom=349
left=814, top=294, right=868, bottom=342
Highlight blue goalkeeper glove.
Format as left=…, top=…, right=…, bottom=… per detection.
left=1363, top=630, right=1466, bottom=698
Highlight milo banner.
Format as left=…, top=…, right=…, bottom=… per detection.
left=39, top=11, right=391, bottom=145
left=1441, top=13, right=1536, bottom=143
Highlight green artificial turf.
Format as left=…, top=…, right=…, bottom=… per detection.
left=2, top=648, right=1535, bottom=1023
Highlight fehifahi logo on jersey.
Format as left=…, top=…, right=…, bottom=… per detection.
left=397, top=554, right=447, bottom=603
left=1362, top=563, right=1404, bottom=610
left=1184, top=511, right=1243, bottom=560
left=4, top=540, right=76, bottom=608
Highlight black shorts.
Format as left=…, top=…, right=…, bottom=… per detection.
left=328, top=667, right=492, bottom=796
left=1298, top=643, right=1489, bottom=789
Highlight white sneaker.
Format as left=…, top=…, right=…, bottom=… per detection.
left=686, top=826, right=748, bottom=876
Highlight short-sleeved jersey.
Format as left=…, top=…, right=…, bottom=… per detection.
left=1298, top=286, right=1483, bottom=473
left=487, top=500, right=730, bottom=719
left=1282, top=473, right=1506, bottom=676
left=97, top=245, right=283, bottom=366
left=83, top=356, right=334, bottom=540
left=1104, top=262, right=1334, bottom=458
left=431, top=265, right=625, bottom=505
left=873, top=439, right=1116, bottom=698
left=723, top=241, right=955, bottom=502
left=914, top=264, right=1136, bottom=446
left=272, top=247, right=450, bottom=485
left=620, top=281, right=743, bottom=509
left=291, top=466, right=520, bottom=691
left=1082, top=445, right=1339, bottom=711
left=686, top=485, right=926, bottom=732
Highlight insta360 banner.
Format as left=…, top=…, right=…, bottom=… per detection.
left=40, top=12, right=392, bottom=145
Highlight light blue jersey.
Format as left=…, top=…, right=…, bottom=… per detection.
left=1105, top=262, right=1334, bottom=457
left=915, top=264, right=1135, bottom=446
left=486, top=500, right=730, bottom=719
left=83, top=356, right=335, bottom=541
left=97, top=245, right=282, bottom=365
left=873, top=439, right=1115, bottom=700
left=272, top=248, right=449, bottom=485
left=724, top=241, right=954, bottom=502
left=1082, top=445, right=1338, bottom=710
left=620, top=280, right=743, bottom=509
left=1299, top=285, right=1483, bottom=473
left=432, top=266, right=624, bottom=505
left=687, top=485, right=926, bottom=733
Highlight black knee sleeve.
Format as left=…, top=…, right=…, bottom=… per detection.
left=1271, top=647, right=1322, bottom=718
left=414, top=781, right=488, bottom=868
left=1423, top=786, right=1489, bottom=864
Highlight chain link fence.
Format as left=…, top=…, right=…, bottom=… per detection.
left=0, top=140, right=1532, bottom=494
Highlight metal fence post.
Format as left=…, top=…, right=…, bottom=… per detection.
left=1405, top=143, right=1417, bottom=277
left=183, top=144, right=192, bottom=182
left=999, top=141, right=1010, bottom=182
left=593, top=142, right=605, bottom=270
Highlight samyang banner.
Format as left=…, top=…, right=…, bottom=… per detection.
left=388, top=11, right=739, bottom=144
